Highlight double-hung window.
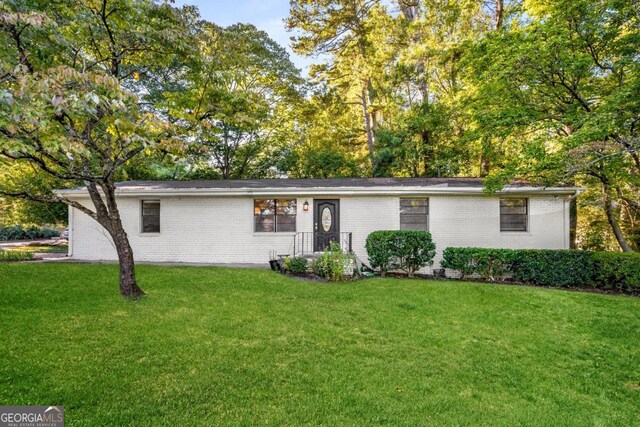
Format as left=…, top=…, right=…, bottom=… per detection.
left=500, top=198, right=528, bottom=232
left=400, top=198, right=429, bottom=231
left=141, top=200, right=160, bottom=233
left=254, top=199, right=296, bottom=232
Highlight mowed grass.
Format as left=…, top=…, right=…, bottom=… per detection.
left=1, top=264, right=639, bottom=426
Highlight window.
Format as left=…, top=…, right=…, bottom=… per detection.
left=141, top=200, right=160, bottom=233
left=254, top=199, right=296, bottom=232
left=400, top=198, right=429, bottom=231
left=500, top=198, right=528, bottom=232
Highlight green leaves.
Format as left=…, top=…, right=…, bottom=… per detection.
left=366, top=230, right=436, bottom=277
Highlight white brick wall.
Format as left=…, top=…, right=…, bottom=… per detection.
left=69, top=194, right=569, bottom=267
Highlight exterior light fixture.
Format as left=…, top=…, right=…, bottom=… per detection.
left=303, top=200, right=309, bottom=211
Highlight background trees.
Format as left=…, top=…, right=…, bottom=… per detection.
left=287, top=0, right=640, bottom=252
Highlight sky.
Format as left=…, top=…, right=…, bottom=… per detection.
left=173, top=0, right=313, bottom=72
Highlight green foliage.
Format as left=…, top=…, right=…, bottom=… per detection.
left=441, top=248, right=518, bottom=281
left=510, top=250, right=595, bottom=288
left=366, top=230, right=436, bottom=277
left=442, top=247, right=640, bottom=292
left=0, top=224, right=59, bottom=241
left=0, top=249, right=33, bottom=262
left=313, top=242, right=353, bottom=281
left=164, top=22, right=303, bottom=179
left=284, top=256, right=309, bottom=275
left=365, top=231, right=397, bottom=276
left=0, top=197, right=67, bottom=227
left=591, top=252, right=640, bottom=292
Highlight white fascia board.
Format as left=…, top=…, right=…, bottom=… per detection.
left=55, top=185, right=586, bottom=198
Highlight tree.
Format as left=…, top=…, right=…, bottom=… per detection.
left=287, top=0, right=397, bottom=171
left=0, top=0, right=195, bottom=297
left=465, top=0, right=640, bottom=251
left=165, top=23, right=303, bottom=179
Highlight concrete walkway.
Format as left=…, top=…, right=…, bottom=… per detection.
left=0, top=238, right=67, bottom=249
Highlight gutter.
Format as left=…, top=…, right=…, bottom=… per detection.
left=55, top=186, right=586, bottom=198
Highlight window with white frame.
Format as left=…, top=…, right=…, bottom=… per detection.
left=141, top=200, right=160, bottom=233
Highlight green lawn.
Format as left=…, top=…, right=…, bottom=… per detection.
left=1, top=264, right=639, bottom=426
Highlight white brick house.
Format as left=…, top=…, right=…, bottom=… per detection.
left=57, top=178, right=582, bottom=268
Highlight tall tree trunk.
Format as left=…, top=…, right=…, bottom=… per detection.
left=480, top=138, right=491, bottom=177
left=361, top=83, right=375, bottom=172
left=421, top=129, right=434, bottom=177
left=603, top=185, right=634, bottom=252
left=478, top=2, right=505, bottom=176
left=494, top=0, right=504, bottom=30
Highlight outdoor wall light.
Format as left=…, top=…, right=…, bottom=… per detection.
left=303, top=200, right=309, bottom=211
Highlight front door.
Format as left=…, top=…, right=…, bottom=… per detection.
left=314, top=199, right=340, bottom=252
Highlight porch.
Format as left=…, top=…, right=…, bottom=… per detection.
left=292, top=231, right=353, bottom=257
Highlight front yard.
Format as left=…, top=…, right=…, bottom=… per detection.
left=1, top=263, right=639, bottom=425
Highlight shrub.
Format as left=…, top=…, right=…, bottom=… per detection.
left=441, top=247, right=640, bottom=291
left=365, top=231, right=396, bottom=276
left=313, top=242, right=353, bottom=281
left=284, top=256, right=309, bottom=274
left=0, top=249, right=34, bottom=262
left=366, top=230, right=436, bottom=277
left=442, top=248, right=594, bottom=286
left=591, top=252, right=640, bottom=292
left=511, top=250, right=594, bottom=287
left=441, top=248, right=517, bottom=281
left=0, top=225, right=60, bottom=241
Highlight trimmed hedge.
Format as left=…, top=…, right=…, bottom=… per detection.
left=511, top=250, right=593, bottom=287
left=366, top=230, right=436, bottom=277
left=440, top=247, right=517, bottom=281
left=591, top=252, right=640, bottom=292
left=0, top=225, right=60, bottom=241
left=441, top=247, right=640, bottom=292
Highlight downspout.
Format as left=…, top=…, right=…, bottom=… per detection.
left=68, top=205, right=74, bottom=258
left=565, top=189, right=583, bottom=250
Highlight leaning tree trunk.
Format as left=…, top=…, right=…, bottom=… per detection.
left=603, top=186, right=634, bottom=252
left=87, top=182, right=146, bottom=298
left=109, top=222, right=145, bottom=298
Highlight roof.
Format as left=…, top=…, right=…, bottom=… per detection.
left=112, top=177, right=491, bottom=190
left=56, top=177, right=583, bottom=197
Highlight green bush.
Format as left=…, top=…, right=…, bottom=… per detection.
left=313, top=242, right=353, bottom=281
left=366, top=230, right=436, bottom=277
left=0, top=249, right=34, bottom=262
left=441, top=248, right=517, bottom=281
left=511, top=250, right=594, bottom=287
left=365, top=231, right=396, bottom=276
left=284, top=256, right=309, bottom=274
left=0, top=225, right=60, bottom=241
left=441, top=248, right=640, bottom=291
left=591, top=252, right=640, bottom=292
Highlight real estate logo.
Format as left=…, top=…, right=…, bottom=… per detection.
left=0, top=406, right=64, bottom=427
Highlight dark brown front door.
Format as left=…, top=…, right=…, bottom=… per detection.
left=314, top=199, right=340, bottom=252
